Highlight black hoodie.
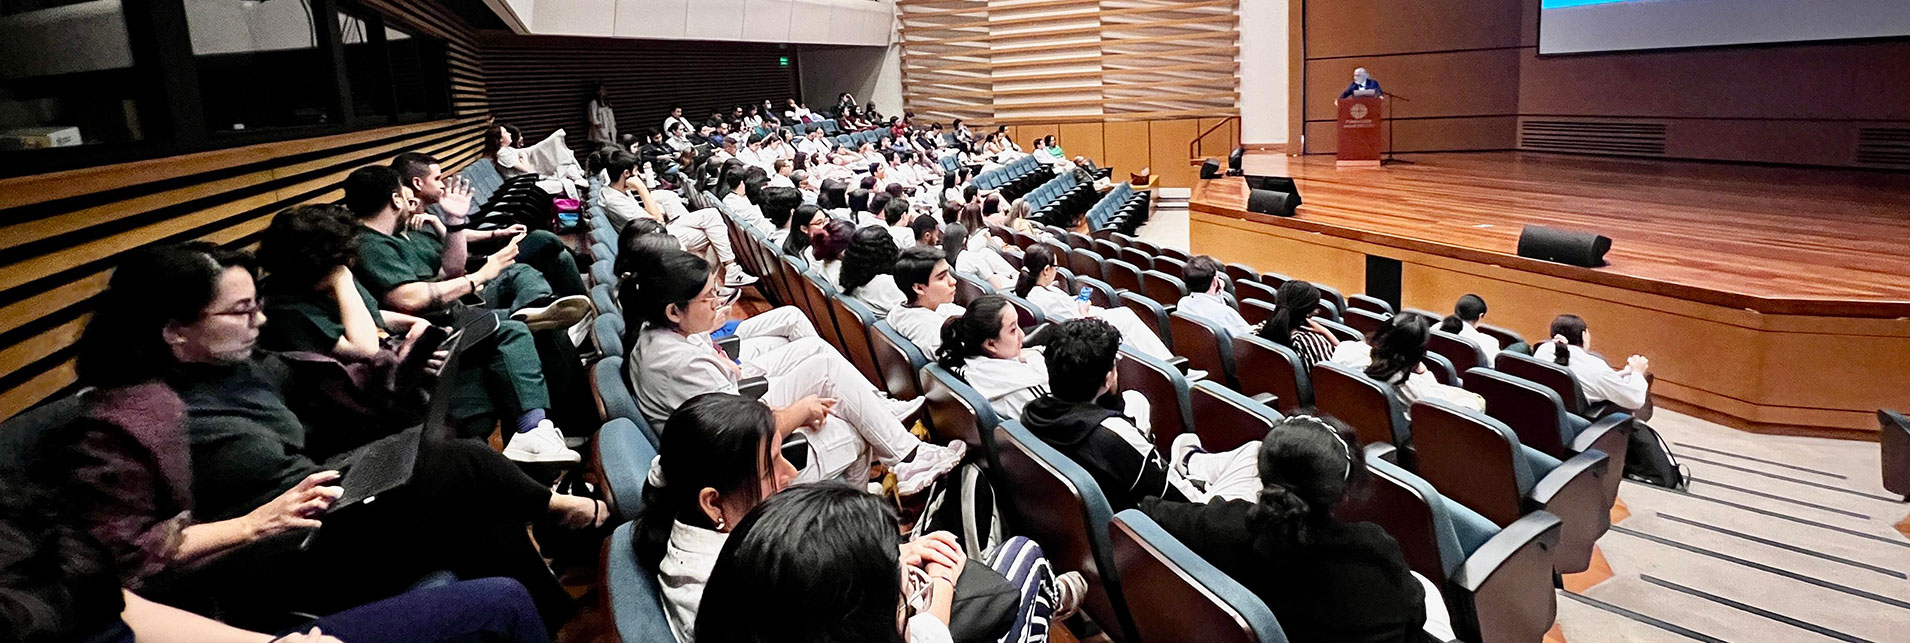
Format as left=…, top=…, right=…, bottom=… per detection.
left=1018, top=393, right=1187, bottom=512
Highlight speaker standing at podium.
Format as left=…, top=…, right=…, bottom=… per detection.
left=1340, top=67, right=1382, bottom=99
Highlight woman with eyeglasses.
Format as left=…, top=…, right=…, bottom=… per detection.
left=57, top=243, right=606, bottom=623
left=619, top=245, right=963, bottom=496
left=1138, top=414, right=1446, bottom=643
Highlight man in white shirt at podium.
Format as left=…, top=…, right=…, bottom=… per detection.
left=1340, top=67, right=1382, bottom=99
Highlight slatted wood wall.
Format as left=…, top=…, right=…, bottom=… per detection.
left=0, top=0, right=491, bottom=421
left=479, top=33, right=800, bottom=149
left=897, top=0, right=1238, bottom=125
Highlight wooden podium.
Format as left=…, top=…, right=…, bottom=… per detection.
left=1336, top=96, right=1384, bottom=167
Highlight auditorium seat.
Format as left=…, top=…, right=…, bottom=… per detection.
left=594, top=417, right=657, bottom=524
left=1109, top=510, right=1291, bottom=643
left=1092, top=239, right=1123, bottom=261
left=591, top=356, right=655, bottom=447
left=1104, top=258, right=1145, bottom=294
left=1000, top=246, right=1024, bottom=271
left=1140, top=270, right=1188, bottom=307
left=1239, top=299, right=1277, bottom=327
left=1420, top=352, right=1461, bottom=387
left=1259, top=272, right=1289, bottom=288
left=993, top=421, right=1139, bottom=643
left=1313, top=317, right=1362, bottom=343
left=796, top=267, right=845, bottom=356
left=1311, top=297, right=1342, bottom=323
left=1116, top=247, right=1153, bottom=271
left=1427, top=329, right=1489, bottom=377
left=871, top=320, right=929, bottom=400
left=1348, top=294, right=1394, bottom=316
left=1158, top=246, right=1192, bottom=263
left=1075, top=276, right=1119, bottom=308
left=1493, top=352, right=1591, bottom=418
left=953, top=271, right=993, bottom=307
left=1399, top=308, right=1443, bottom=326
left=1002, top=292, right=1047, bottom=330
left=1116, top=346, right=1195, bottom=455
left=1230, top=334, right=1314, bottom=414
left=1343, top=308, right=1388, bottom=339
left=829, top=295, right=883, bottom=386
left=591, top=261, right=616, bottom=292
left=1152, top=256, right=1188, bottom=280
left=1068, top=248, right=1108, bottom=283
left=603, top=521, right=674, bottom=642
left=922, top=363, right=1003, bottom=460
left=1235, top=279, right=1279, bottom=306
left=1336, top=449, right=1563, bottom=643
left=593, top=314, right=624, bottom=360
left=1169, top=311, right=1237, bottom=388
left=590, top=284, right=619, bottom=320
left=1310, top=361, right=1413, bottom=465
left=1115, top=291, right=1173, bottom=349
left=1012, top=230, right=1039, bottom=251
left=1463, top=369, right=1631, bottom=505
left=1223, top=263, right=1260, bottom=286
left=1190, top=380, right=1284, bottom=453
left=1409, top=399, right=1610, bottom=574
left=1479, top=325, right=1527, bottom=353
left=1132, top=239, right=1165, bottom=257
left=1882, top=410, right=1910, bottom=500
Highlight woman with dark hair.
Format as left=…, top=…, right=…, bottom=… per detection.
left=588, top=82, right=617, bottom=146
left=1328, top=315, right=1483, bottom=416
left=695, top=482, right=1080, bottom=643
left=1530, top=314, right=1652, bottom=419
left=864, top=191, right=894, bottom=229
left=257, top=204, right=578, bottom=461
left=65, top=243, right=604, bottom=621
left=805, top=218, right=858, bottom=285
left=1012, top=244, right=1173, bottom=360
left=839, top=226, right=908, bottom=319
left=943, top=214, right=1014, bottom=290
left=1139, top=414, right=1443, bottom=643
left=782, top=204, right=828, bottom=257
left=621, top=247, right=961, bottom=494
left=1255, top=280, right=1341, bottom=371
left=1436, top=293, right=1501, bottom=365
left=818, top=178, right=850, bottom=214
left=485, top=123, right=535, bottom=176
left=933, top=295, right=1051, bottom=421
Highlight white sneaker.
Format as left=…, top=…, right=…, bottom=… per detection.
left=885, top=395, right=926, bottom=421
left=723, top=263, right=759, bottom=287
left=1169, top=432, right=1206, bottom=479
left=502, top=420, right=583, bottom=464
left=894, top=440, right=967, bottom=496
left=511, top=295, right=593, bottom=332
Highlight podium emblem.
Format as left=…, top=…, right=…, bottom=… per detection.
left=1350, top=104, right=1369, bottom=120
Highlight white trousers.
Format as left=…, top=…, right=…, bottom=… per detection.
left=736, top=307, right=920, bottom=482
left=667, top=206, right=738, bottom=266
left=1089, top=306, right=1173, bottom=362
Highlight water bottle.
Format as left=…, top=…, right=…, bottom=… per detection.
left=1076, top=286, right=1093, bottom=316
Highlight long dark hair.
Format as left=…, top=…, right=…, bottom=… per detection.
left=940, top=222, right=970, bottom=273
left=819, top=179, right=849, bottom=211
left=256, top=204, right=358, bottom=294
left=1249, top=413, right=1366, bottom=551
left=810, top=218, right=857, bottom=263
left=1439, top=293, right=1487, bottom=334
left=621, top=248, right=711, bottom=330
left=1547, top=314, right=1588, bottom=366
left=783, top=205, right=821, bottom=256
left=483, top=123, right=524, bottom=159
left=632, top=393, right=778, bottom=574
left=612, top=220, right=680, bottom=278
left=1366, top=314, right=1429, bottom=384
left=936, top=294, right=1011, bottom=370
left=695, top=482, right=906, bottom=643
left=1014, top=244, right=1056, bottom=298
left=839, top=226, right=899, bottom=295
left=76, top=243, right=254, bottom=389
left=1257, top=280, right=1321, bottom=347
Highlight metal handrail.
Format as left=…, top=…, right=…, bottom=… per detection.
left=1188, top=115, right=1240, bottom=160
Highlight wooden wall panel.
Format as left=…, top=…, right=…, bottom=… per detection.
left=1302, top=0, right=1523, bottom=58
left=1102, top=120, right=1154, bottom=177
left=1146, top=118, right=1201, bottom=188
left=481, top=33, right=798, bottom=149
left=1302, top=49, right=1521, bottom=123
left=1304, top=116, right=1518, bottom=154
left=1059, top=122, right=1105, bottom=163
left=899, top=0, right=1238, bottom=125
left=0, top=0, right=491, bottom=422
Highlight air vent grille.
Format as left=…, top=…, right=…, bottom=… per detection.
left=1520, top=120, right=1667, bottom=156
left=1856, top=128, right=1910, bottom=168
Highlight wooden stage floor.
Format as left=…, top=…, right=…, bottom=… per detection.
left=1205, top=151, right=1910, bottom=317
left=1188, top=151, right=1910, bottom=435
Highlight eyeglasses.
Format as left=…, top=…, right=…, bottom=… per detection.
left=206, top=301, right=265, bottom=325
left=696, top=287, right=739, bottom=309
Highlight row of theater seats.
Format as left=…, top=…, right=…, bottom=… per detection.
left=1083, top=182, right=1149, bottom=235
left=1025, top=168, right=1147, bottom=235
left=831, top=126, right=890, bottom=150
left=974, top=154, right=1052, bottom=199
left=785, top=118, right=840, bottom=136
left=453, top=156, right=555, bottom=228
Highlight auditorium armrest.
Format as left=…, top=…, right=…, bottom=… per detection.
left=1526, top=449, right=1611, bottom=574
left=1250, top=392, right=1279, bottom=407
left=1569, top=412, right=1631, bottom=454
left=739, top=376, right=769, bottom=400
left=1530, top=450, right=1607, bottom=505
left=717, top=335, right=743, bottom=357
left=1165, top=355, right=1190, bottom=373
left=1455, top=511, right=1561, bottom=589
left=1570, top=412, right=1631, bottom=505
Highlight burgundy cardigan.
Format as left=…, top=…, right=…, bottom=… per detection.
left=58, top=382, right=194, bottom=587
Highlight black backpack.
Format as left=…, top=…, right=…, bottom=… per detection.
left=1622, top=419, right=1689, bottom=490
left=911, top=462, right=1006, bottom=561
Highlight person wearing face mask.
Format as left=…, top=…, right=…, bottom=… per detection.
left=620, top=245, right=963, bottom=495
left=1340, top=67, right=1382, bottom=98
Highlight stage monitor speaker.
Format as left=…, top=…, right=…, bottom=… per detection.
left=1199, top=158, right=1222, bottom=179
left=1245, top=175, right=1298, bottom=195
left=1517, top=225, right=1611, bottom=267
left=1228, top=147, right=1245, bottom=175
left=1247, top=188, right=1299, bottom=217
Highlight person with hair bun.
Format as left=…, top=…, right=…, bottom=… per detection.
left=1530, top=314, right=1652, bottom=420
left=933, top=295, right=1047, bottom=420
left=1254, top=280, right=1340, bottom=371
left=1011, top=244, right=1173, bottom=360
left=1139, top=414, right=1444, bottom=643
left=837, top=226, right=909, bottom=319
left=1436, top=293, right=1500, bottom=365
left=803, top=218, right=858, bottom=286
left=1329, top=314, right=1483, bottom=417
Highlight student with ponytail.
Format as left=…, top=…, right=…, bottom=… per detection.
left=1530, top=314, right=1653, bottom=420
left=943, top=211, right=1015, bottom=290
left=1253, top=280, right=1340, bottom=370
left=1437, top=293, right=1500, bottom=365
left=1012, top=245, right=1174, bottom=360
left=933, top=296, right=1049, bottom=420
left=1138, top=414, right=1444, bottom=643
left=1329, top=314, right=1483, bottom=417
